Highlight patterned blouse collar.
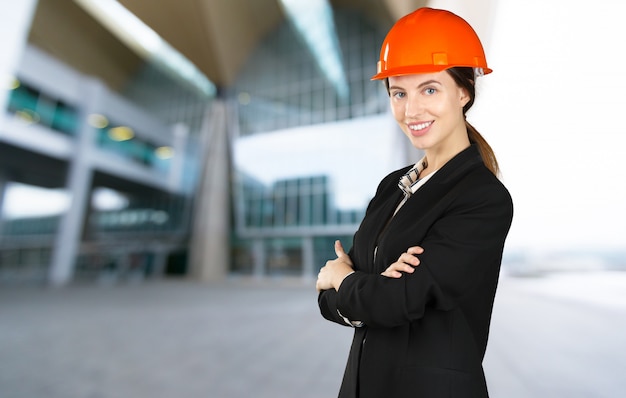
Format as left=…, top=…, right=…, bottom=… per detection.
left=398, top=156, right=428, bottom=196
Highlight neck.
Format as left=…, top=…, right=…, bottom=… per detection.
left=423, top=138, right=470, bottom=173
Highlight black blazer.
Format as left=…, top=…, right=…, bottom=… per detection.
left=318, top=145, right=513, bottom=398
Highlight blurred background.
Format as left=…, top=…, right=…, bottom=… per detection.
left=0, top=0, right=625, bottom=397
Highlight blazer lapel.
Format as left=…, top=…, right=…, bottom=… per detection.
left=381, top=145, right=483, bottom=246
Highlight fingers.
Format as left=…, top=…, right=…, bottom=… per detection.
left=380, top=247, right=424, bottom=279
left=334, top=240, right=345, bottom=257
left=399, top=252, right=420, bottom=267
left=381, top=259, right=417, bottom=278
left=393, top=258, right=418, bottom=273
left=316, top=264, right=330, bottom=292
left=381, top=269, right=403, bottom=278
left=315, top=279, right=323, bottom=292
left=407, top=246, right=424, bottom=255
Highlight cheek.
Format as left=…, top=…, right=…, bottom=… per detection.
left=390, top=100, right=404, bottom=120
left=436, top=97, right=463, bottom=119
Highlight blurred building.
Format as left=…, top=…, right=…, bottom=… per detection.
left=0, top=0, right=494, bottom=286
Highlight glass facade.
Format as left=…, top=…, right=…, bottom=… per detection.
left=1, top=42, right=212, bottom=284
left=7, top=80, right=79, bottom=136
left=123, top=62, right=213, bottom=194
left=231, top=8, right=389, bottom=275
left=1, top=4, right=394, bottom=282
left=234, top=9, right=387, bottom=136
left=94, top=121, right=168, bottom=170
left=240, top=175, right=363, bottom=229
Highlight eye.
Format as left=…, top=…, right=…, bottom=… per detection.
left=392, top=91, right=406, bottom=99
left=424, top=87, right=437, bottom=95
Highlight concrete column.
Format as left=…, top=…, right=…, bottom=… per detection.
left=0, top=171, right=8, bottom=239
left=301, top=236, right=315, bottom=281
left=150, top=248, right=168, bottom=278
left=252, top=238, right=266, bottom=278
left=168, top=122, right=188, bottom=192
left=48, top=79, right=104, bottom=286
left=189, top=100, right=231, bottom=281
left=0, top=0, right=38, bottom=127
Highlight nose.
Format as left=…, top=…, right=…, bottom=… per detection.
left=404, top=94, right=424, bottom=118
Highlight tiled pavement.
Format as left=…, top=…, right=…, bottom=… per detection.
left=0, top=278, right=352, bottom=398
left=2, top=272, right=626, bottom=398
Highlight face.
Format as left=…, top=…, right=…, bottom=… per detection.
left=388, top=71, right=470, bottom=155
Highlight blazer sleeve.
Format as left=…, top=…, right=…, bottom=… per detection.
left=318, top=289, right=354, bottom=327
left=334, top=182, right=513, bottom=329
left=318, top=245, right=360, bottom=327
left=317, top=172, right=404, bottom=327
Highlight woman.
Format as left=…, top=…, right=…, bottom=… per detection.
left=316, top=7, right=513, bottom=398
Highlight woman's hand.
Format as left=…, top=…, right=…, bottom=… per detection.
left=381, top=246, right=424, bottom=278
left=316, top=240, right=354, bottom=292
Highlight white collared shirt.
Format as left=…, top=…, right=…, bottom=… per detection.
left=394, top=156, right=437, bottom=215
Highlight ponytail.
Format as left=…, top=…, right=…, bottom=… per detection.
left=447, top=67, right=500, bottom=177
left=466, top=121, right=499, bottom=176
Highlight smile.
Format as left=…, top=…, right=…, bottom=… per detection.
left=408, top=121, right=433, bottom=131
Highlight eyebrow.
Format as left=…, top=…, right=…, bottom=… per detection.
left=388, top=79, right=442, bottom=91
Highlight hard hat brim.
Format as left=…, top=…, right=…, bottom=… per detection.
left=371, top=64, right=493, bottom=80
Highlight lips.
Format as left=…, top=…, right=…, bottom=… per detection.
left=408, top=121, right=433, bottom=135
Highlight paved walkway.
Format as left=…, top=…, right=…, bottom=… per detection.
left=1, top=272, right=625, bottom=398
left=0, top=277, right=352, bottom=398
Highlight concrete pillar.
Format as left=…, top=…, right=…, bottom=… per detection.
left=0, top=171, right=8, bottom=239
left=168, top=122, right=188, bottom=192
left=0, top=0, right=38, bottom=127
left=301, top=236, right=315, bottom=281
left=252, top=238, right=266, bottom=278
left=150, top=248, right=168, bottom=278
left=48, top=79, right=104, bottom=286
left=189, top=100, right=231, bottom=281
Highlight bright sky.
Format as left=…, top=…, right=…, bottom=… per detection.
left=234, top=114, right=405, bottom=210
left=2, top=184, right=127, bottom=219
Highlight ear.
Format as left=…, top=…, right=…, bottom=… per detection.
left=459, top=87, right=470, bottom=108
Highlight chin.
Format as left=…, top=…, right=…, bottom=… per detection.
left=409, top=138, right=430, bottom=151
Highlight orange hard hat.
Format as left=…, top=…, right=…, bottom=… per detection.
left=371, top=7, right=492, bottom=80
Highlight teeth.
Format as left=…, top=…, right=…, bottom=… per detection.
left=409, top=122, right=432, bottom=131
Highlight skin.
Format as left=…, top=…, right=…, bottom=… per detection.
left=316, top=70, right=471, bottom=293
left=389, top=71, right=471, bottom=175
